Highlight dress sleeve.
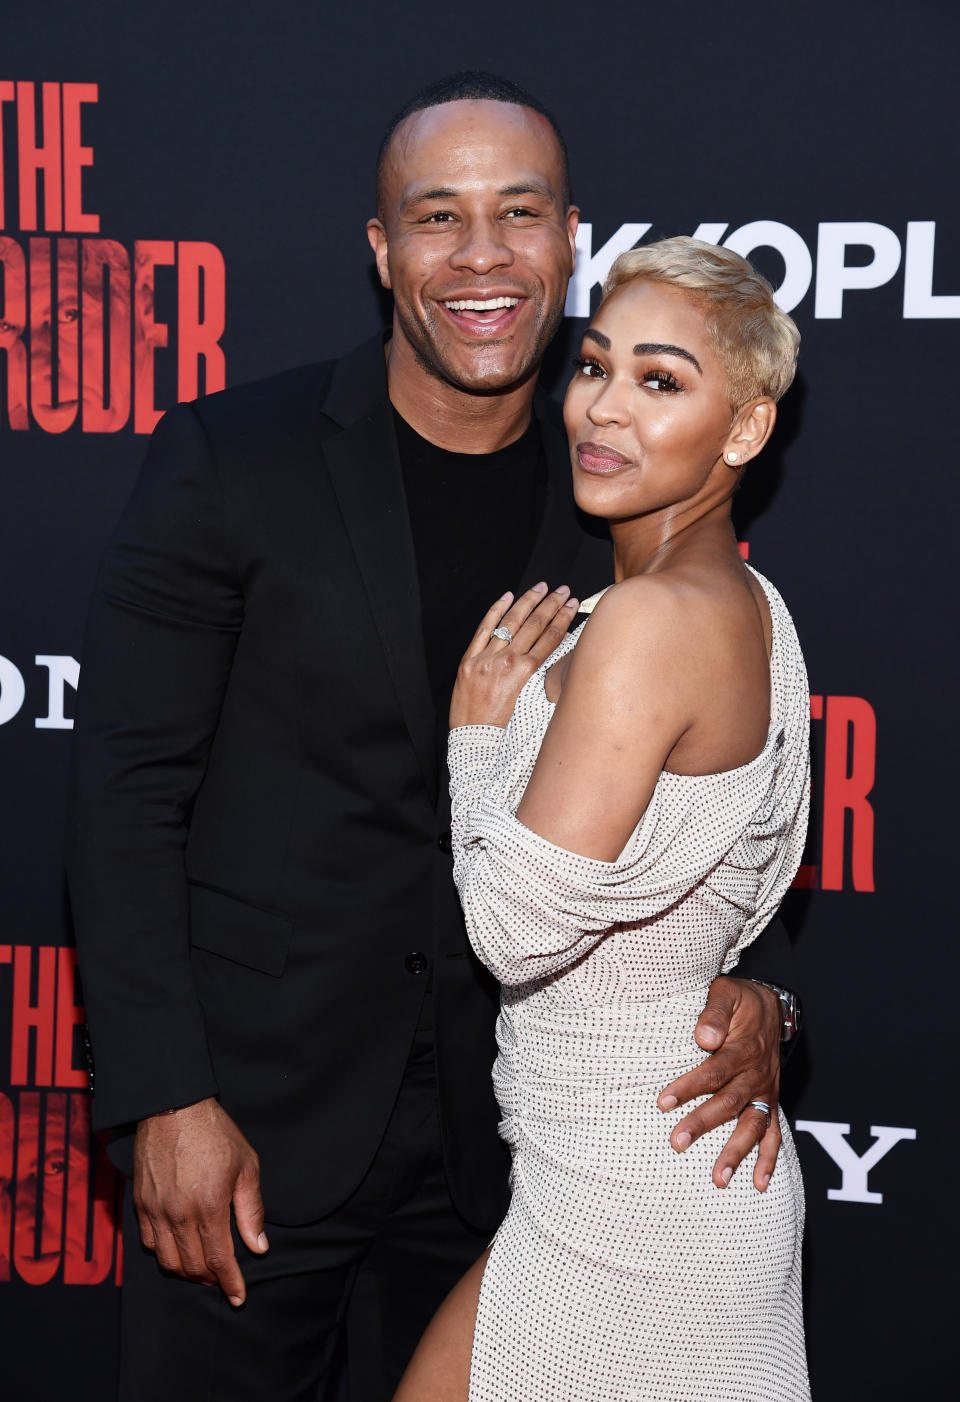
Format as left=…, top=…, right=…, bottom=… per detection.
left=449, top=570, right=811, bottom=991
left=721, top=729, right=810, bottom=972
left=448, top=725, right=775, bottom=987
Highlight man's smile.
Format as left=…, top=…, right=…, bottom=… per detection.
left=437, top=293, right=527, bottom=336
left=442, top=296, right=520, bottom=311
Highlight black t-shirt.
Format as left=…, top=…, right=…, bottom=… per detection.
left=393, top=407, right=546, bottom=720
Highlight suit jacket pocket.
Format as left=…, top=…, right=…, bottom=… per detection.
left=188, top=883, right=294, bottom=977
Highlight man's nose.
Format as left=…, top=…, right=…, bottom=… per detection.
left=449, top=217, right=514, bottom=275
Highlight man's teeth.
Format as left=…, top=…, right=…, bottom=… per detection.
left=443, top=297, right=520, bottom=311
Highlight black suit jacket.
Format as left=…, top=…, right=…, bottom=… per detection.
left=67, top=332, right=795, bottom=1232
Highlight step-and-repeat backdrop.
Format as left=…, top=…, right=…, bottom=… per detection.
left=1, top=3, right=953, bottom=1397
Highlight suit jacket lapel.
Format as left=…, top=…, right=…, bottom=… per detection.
left=320, top=338, right=438, bottom=803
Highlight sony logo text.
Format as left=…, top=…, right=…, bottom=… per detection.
left=0, top=654, right=77, bottom=728
left=566, top=221, right=957, bottom=318
left=794, top=1121, right=916, bottom=1204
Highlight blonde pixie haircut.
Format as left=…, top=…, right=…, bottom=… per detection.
left=602, top=236, right=800, bottom=410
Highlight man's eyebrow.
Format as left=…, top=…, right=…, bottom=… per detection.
left=498, top=182, right=555, bottom=201
left=403, top=181, right=556, bottom=209
left=633, top=342, right=702, bottom=373
left=403, top=185, right=458, bottom=207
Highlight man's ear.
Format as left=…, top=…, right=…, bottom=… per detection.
left=566, top=205, right=580, bottom=274
left=366, top=219, right=391, bottom=290
left=723, top=398, right=777, bottom=469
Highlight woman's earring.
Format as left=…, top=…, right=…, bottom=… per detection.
left=726, top=451, right=739, bottom=465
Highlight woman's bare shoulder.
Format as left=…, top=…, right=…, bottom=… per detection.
left=561, top=575, right=703, bottom=716
left=567, top=565, right=766, bottom=718
left=581, top=569, right=744, bottom=658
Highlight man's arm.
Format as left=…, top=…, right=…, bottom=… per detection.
left=68, top=403, right=239, bottom=1122
left=67, top=403, right=266, bottom=1301
left=733, top=911, right=798, bottom=992
left=658, top=914, right=799, bottom=1191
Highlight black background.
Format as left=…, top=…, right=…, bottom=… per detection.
left=1, top=1, right=956, bottom=1396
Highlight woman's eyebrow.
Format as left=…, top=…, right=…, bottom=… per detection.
left=633, top=342, right=703, bottom=374
left=582, top=330, right=702, bottom=374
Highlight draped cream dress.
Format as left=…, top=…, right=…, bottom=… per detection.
left=448, top=568, right=811, bottom=1402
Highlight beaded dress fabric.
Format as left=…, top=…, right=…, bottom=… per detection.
left=448, top=568, right=811, bottom=1401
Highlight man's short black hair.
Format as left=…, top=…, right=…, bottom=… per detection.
left=376, top=70, right=571, bottom=213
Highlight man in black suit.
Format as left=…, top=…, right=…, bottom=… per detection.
left=68, top=73, right=796, bottom=1401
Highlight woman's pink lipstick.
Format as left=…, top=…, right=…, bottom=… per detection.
left=577, top=441, right=632, bottom=474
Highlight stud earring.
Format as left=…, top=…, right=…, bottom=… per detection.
left=726, top=452, right=739, bottom=464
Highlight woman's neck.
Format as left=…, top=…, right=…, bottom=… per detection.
left=610, top=500, right=740, bottom=581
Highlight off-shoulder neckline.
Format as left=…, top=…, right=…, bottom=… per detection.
left=532, top=565, right=785, bottom=785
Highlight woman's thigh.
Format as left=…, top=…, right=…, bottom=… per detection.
left=390, top=1247, right=490, bottom=1402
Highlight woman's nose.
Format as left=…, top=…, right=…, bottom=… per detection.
left=586, top=381, right=629, bottom=427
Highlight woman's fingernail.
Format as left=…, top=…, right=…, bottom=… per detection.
left=760, top=1173, right=771, bottom=1191
left=720, top=1166, right=733, bottom=1186
left=659, top=1093, right=678, bottom=1110
left=675, top=1131, right=692, bottom=1150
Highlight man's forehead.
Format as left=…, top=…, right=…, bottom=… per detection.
left=385, top=99, right=564, bottom=200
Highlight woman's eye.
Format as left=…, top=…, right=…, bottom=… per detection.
left=573, top=356, right=605, bottom=378
left=640, top=371, right=681, bottom=392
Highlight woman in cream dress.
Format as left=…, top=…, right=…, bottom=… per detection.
left=394, top=238, right=811, bottom=1401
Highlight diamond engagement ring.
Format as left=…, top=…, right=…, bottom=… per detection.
left=491, top=626, right=513, bottom=643
left=747, top=1100, right=772, bottom=1125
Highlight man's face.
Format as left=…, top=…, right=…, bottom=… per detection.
left=369, top=100, right=578, bottom=395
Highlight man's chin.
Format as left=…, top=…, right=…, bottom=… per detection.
left=432, top=350, right=541, bottom=397
left=396, top=314, right=544, bottom=397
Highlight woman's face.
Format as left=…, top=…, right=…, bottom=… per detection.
left=563, top=279, right=738, bottom=522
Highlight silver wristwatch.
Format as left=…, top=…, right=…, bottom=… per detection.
left=749, top=979, right=802, bottom=1045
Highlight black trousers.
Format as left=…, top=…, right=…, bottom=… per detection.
left=118, top=1038, right=491, bottom=1401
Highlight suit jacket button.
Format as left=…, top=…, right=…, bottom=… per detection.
left=404, top=951, right=428, bottom=975
left=437, top=831, right=452, bottom=855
